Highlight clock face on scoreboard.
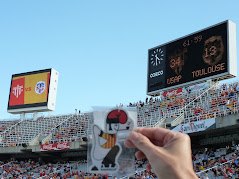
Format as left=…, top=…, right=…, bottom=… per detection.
left=147, top=21, right=231, bottom=94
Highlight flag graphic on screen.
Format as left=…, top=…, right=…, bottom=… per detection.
left=9, top=72, right=50, bottom=106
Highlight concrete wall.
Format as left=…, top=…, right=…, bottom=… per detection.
left=216, top=113, right=239, bottom=128
left=0, top=141, right=87, bottom=154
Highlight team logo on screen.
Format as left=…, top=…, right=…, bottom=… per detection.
left=168, top=48, right=187, bottom=75
left=202, top=36, right=224, bottom=66
left=35, top=81, right=46, bottom=94
left=12, top=85, right=23, bottom=98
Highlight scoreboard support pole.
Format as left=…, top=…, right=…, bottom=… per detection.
left=21, top=112, right=25, bottom=121
left=33, top=112, right=38, bottom=121
left=207, top=79, right=219, bottom=88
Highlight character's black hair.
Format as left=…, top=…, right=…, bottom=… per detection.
left=106, top=117, right=119, bottom=130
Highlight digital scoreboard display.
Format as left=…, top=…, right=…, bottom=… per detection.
left=8, top=68, right=59, bottom=114
left=147, top=20, right=237, bottom=95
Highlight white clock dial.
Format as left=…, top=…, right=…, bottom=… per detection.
left=150, top=48, right=164, bottom=66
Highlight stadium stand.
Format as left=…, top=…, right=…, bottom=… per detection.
left=0, top=120, right=18, bottom=134
left=0, top=147, right=238, bottom=178
left=193, top=146, right=239, bottom=178
left=1, top=82, right=239, bottom=147
left=0, top=115, right=74, bottom=147
left=48, top=113, right=90, bottom=144
left=1, top=82, right=239, bottom=178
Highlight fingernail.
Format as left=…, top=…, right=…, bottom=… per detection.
left=130, top=131, right=139, bottom=140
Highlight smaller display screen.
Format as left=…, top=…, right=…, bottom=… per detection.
left=8, top=69, right=51, bottom=110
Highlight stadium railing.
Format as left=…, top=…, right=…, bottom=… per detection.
left=171, top=82, right=219, bottom=126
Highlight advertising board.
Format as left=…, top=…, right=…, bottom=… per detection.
left=40, top=142, right=70, bottom=151
left=162, top=88, right=182, bottom=97
left=171, top=118, right=216, bottom=134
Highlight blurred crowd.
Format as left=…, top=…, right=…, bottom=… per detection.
left=193, top=146, right=239, bottom=179
left=1, top=82, right=239, bottom=178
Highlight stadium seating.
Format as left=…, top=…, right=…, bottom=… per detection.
left=0, top=120, right=18, bottom=134
left=0, top=115, right=73, bottom=147
left=1, top=82, right=239, bottom=178
left=1, top=82, right=239, bottom=148
left=48, top=113, right=91, bottom=144
left=1, top=147, right=237, bottom=178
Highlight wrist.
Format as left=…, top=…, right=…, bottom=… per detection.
left=156, top=164, right=198, bottom=179
left=172, top=166, right=198, bottom=179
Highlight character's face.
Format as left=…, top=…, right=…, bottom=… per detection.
left=118, top=118, right=134, bottom=131
left=106, top=123, right=119, bottom=134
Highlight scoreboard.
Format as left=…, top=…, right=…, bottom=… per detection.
left=147, top=20, right=237, bottom=95
left=8, top=68, right=59, bottom=114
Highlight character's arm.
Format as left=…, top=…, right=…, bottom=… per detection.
left=92, top=125, right=107, bottom=160
left=93, top=125, right=101, bottom=136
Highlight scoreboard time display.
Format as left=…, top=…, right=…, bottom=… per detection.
left=147, top=20, right=237, bottom=95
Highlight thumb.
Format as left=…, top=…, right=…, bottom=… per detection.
left=129, top=131, right=158, bottom=160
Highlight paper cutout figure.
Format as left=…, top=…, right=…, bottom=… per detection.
left=90, top=109, right=134, bottom=173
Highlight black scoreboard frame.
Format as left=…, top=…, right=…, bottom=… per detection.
left=147, top=20, right=237, bottom=96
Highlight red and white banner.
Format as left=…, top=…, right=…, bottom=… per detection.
left=40, top=142, right=70, bottom=151
left=163, top=88, right=182, bottom=97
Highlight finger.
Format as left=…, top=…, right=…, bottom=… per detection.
left=135, top=151, right=146, bottom=160
left=125, top=132, right=164, bottom=148
left=149, top=138, right=164, bottom=147
left=146, top=163, right=152, bottom=170
left=128, top=131, right=159, bottom=160
left=137, top=127, right=178, bottom=145
left=124, top=138, right=136, bottom=148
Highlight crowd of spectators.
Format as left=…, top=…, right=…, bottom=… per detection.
left=1, top=82, right=239, bottom=147
left=134, top=159, right=156, bottom=178
left=48, top=115, right=89, bottom=144
left=0, top=148, right=238, bottom=179
left=0, top=159, right=115, bottom=179
left=192, top=146, right=239, bottom=178
left=124, top=82, right=239, bottom=126
left=0, top=159, right=39, bottom=178
left=127, top=145, right=239, bottom=179
left=1, top=82, right=239, bottom=178
left=0, top=121, right=18, bottom=134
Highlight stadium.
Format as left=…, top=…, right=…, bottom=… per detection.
left=1, top=78, right=239, bottom=178
left=0, top=19, right=239, bottom=179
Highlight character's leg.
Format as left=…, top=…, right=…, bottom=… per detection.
left=101, top=145, right=120, bottom=168
left=91, top=166, right=98, bottom=171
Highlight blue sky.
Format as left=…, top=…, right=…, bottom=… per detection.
left=0, top=1, right=239, bottom=120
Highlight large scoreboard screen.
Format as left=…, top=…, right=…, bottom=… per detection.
left=8, top=68, right=59, bottom=114
left=147, top=20, right=237, bottom=95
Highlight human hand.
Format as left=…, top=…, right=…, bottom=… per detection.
left=124, top=127, right=198, bottom=179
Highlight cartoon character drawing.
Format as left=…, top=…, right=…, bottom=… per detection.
left=90, top=109, right=134, bottom=173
